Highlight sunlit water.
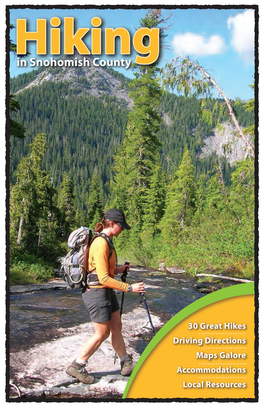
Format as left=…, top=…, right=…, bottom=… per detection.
left=9, top=269, right=204, bottom=353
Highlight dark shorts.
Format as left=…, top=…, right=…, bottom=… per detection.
left=82, top=288, right=119, bottom=323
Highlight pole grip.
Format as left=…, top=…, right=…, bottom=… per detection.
left=121, top=261, right=130, bottom=282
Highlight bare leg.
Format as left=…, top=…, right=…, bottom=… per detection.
left=109, top=310, right=127, bottom=359
left=78, top=321, right=110, bottom=361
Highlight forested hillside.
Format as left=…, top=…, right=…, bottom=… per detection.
left=10, top=62, right=252, bottom=215
left=9, top=50, right=255, bottom=284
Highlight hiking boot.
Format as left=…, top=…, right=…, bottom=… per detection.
left=66, top=360, right=95, bottom=384
left=121, top=355, right=134, bottom=376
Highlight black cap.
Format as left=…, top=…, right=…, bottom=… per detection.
left=104, top=208, right=131, bottom=230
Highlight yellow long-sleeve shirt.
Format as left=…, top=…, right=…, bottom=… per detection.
left=86, top=236, right=129, bottom=292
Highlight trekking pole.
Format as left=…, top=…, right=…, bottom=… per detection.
left=114, top=262, right=129, bottom=364
left=120, top=262, right=129, bottom=316
left=139, top=292, right=156, bottom=335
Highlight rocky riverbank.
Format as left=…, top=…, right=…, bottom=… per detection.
left=9, top=306, right=161, bottom=400
left=9, top=274, right=163, bottom=401
left=9, top=267, right=249, bottom=400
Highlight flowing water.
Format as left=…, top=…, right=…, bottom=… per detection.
left=9, top=268, right=204, bottom=354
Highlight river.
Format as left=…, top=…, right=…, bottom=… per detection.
left=9, top=267, right=204, bottom=353
left=8, top=267, right=208, bottom=399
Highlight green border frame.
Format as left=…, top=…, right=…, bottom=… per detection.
left=123, top=282, right=254, bottom=399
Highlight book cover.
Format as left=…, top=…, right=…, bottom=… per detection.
left=6, top=1, right=259, bottom=403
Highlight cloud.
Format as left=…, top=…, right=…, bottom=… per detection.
left=227, top=9, right=255, bottom=63
left=172, top=32, right=225, bottom=56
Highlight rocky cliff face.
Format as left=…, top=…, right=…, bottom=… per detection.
left=200, top=122, right=253, bottom=165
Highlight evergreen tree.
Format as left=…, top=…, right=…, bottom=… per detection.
left=241, top=85, right=255, bottom=137
left=159, top=147, right=196, bottom=243
left=111, top=68, right=162, bottom=225
left=229, top=158, right=254, bottom=222
left=194, top=173, right=207, bottom=219
left=9, top=25, right=26, bottom=139
left=10, top=133, right=58, bottom=258
left=109, top=141, right=129, bottom=212
left=57, top=172, right=76, bottom=238
left=86, top=171, right=104, bottom=229
left=9, top=94, right=26, bottom=139
left=111, top=10, right=165, bottom=248
left=141, top=164, right=166, bottom=239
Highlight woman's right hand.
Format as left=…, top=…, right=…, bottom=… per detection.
left=131, top=281, right=145, bottom=293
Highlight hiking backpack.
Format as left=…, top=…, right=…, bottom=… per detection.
left=61, top=226, right=113, bottom=289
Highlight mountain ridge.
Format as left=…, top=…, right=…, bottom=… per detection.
left=14, top=54, right=132, bottom=107
left=10, top=61, right=253, bottom=218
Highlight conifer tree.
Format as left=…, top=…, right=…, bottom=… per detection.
left=229, top=158, right=254, bottom=221
left=9, top=25, right=26, bottom=139
left=141, top=164, right=166, bottom=239
left=57, top=172, right=76, bottom=237
left=10, top=94, right=26, bottom=139
left=204, top=168, right=228, bottom=212
left=86, top=171, right=104, bottom=229
left=194, top=173, right=207, bottom=220
left=111, top=68, right=161, bottom=225
left=10, top=133, right=58, bottom=257
left=111, top=10, right=165, bottom=247
left=159, top=147, right=196, bottom=243
left=110, top=141, right=130, bottom=212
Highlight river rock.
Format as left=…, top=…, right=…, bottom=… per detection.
left=10, top=279, right=68, bottom=294
left=166, top=267, right=186, bottom=274
left=9, top=308, right=161, bottom=400
left=158, top=262, right=186, bottom=274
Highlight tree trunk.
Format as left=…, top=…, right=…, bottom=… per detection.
left=178, top=54, right=255, bottom=159
left=17, top=216, right=23, bottom=245
left=196, top=273, right=253, bottom=283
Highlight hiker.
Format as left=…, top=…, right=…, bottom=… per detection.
left=66, top=208, right=145, bottom=384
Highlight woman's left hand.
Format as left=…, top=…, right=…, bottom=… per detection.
left=119, top=264, right=130, bottom=274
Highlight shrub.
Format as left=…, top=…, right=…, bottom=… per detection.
left=9, top=253, right=55, bottom=285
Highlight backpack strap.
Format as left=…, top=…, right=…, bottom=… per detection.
left=88, top=233, right=113, bottom=260
left=86, top=233, right=115, bottom=286
left=98, top=233, right=113, bottom=260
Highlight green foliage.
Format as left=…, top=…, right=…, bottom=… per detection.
left=242, top=85, right=255, bottom=136
left=10, top=81, right=128, bottom=216
left=110, top=10, right=167, bottom=251
left=141, top=164, right=166, bottom=239
left=9, top=24, right=16, bottom=53
left=9, top=94, right=26, bottom=139
left=162, top=57, right=213, bottom=99
left=111, top=67, right=162, bottom=240
left=10, top=134, right=63, bottom=260
left=162, top=57, right=254, bottom=158
left=9, top=24, right=27, bottom=139
left=10, top=71, right=252, bottom=203
left=117, top=201, right=254, bottom=277
left=228, top=158, right=254, bottom=223
left=9, top=253, right=54, bottom=284
left=86, top=171, right=104, bottom=229
left=57, top=172, right=76, bottom=238
left=159, top=147, right=196, bottom=242
left=115, top=152, right=255, bottom=280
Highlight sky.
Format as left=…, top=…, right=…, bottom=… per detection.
left=8, top=5, right=256, bottom=101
